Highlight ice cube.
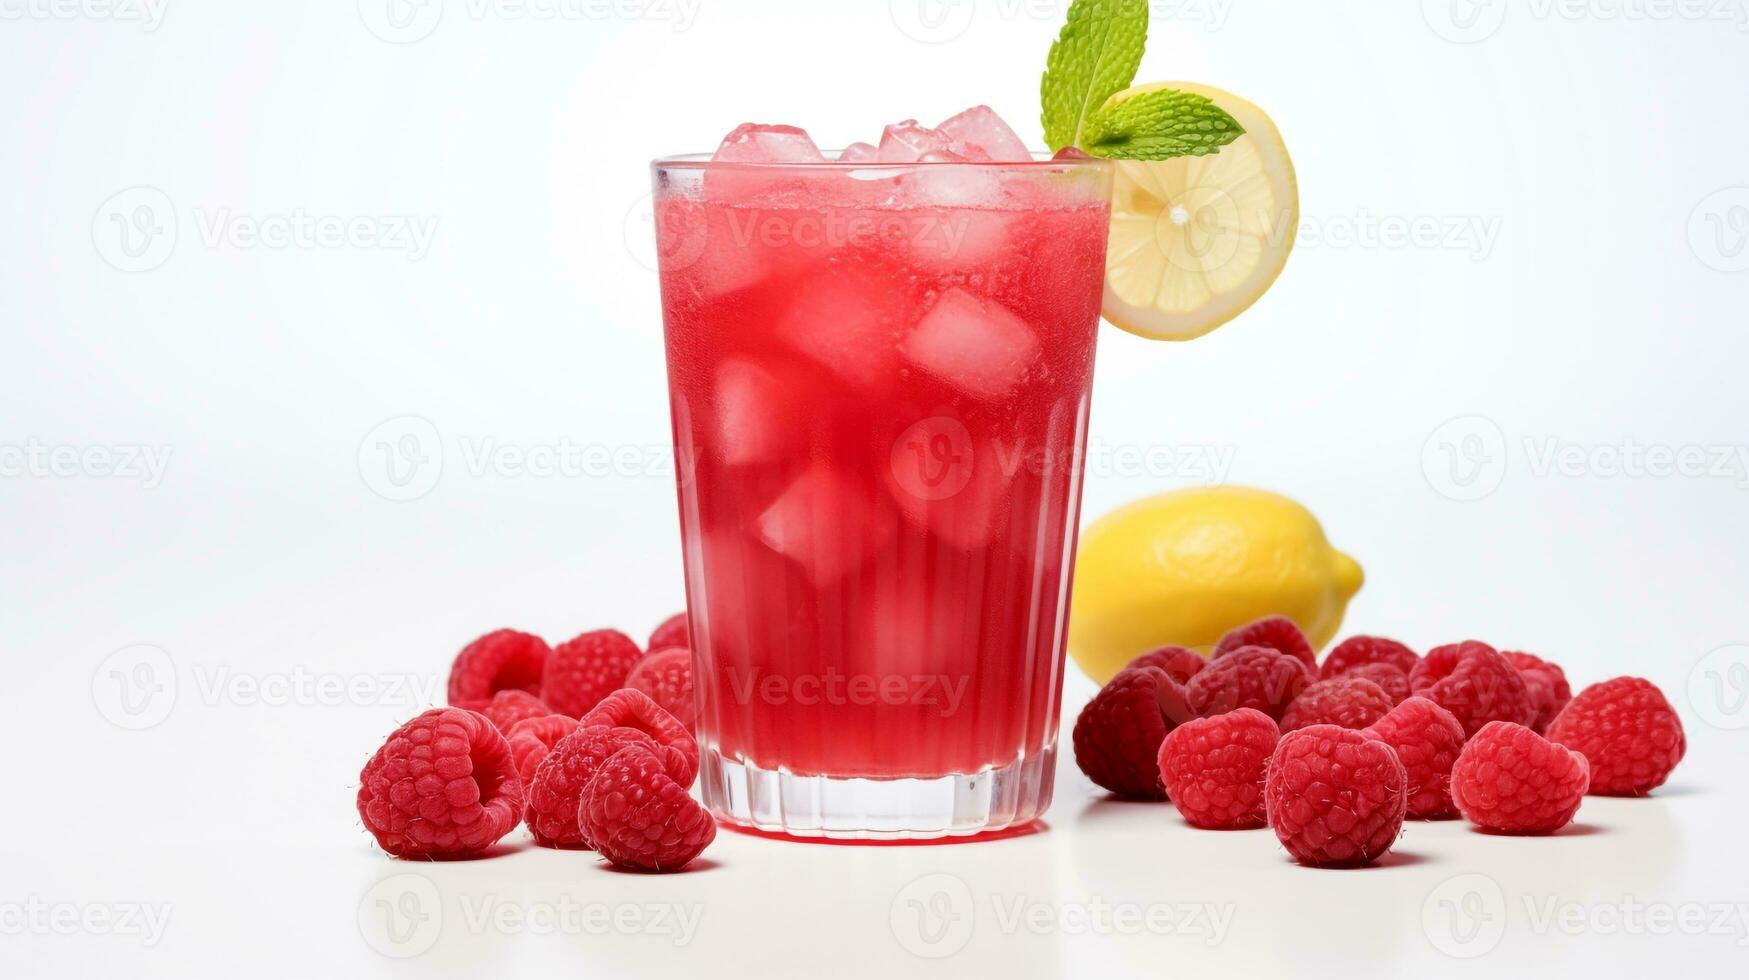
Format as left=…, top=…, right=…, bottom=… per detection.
left=901, top=288, right=1040, bottom=400
left=838, top=142, right=879, bottom=163
left=775, top=272, right=901, bottom=391
left=714, top=360, right=797, bottom=466
left=902, top=153, right=1003, bottom=207
left=884, top=427, right=1017, bottom=550
left=846, top=572, right=970, bottom=682
left=756, top=463, right=895, bottom=584
left=938, top=105, right=1032, bottom=163
left=654, top=196, right=766, bottom=300
left=877, top=120, right=954, bottom=163
left=712, top=123, right=827, bottom=164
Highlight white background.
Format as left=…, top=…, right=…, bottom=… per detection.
left=3, top=1, right=1747, bottom=977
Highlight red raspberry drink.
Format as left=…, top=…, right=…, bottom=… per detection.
left=653, top=109, right=1112, bottom=838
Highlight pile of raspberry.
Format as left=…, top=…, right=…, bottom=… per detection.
left=356, top=612, right=716, bottom=872
left=1075, top=616, right=1686, bottom=867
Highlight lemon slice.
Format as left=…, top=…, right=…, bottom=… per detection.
left=1099, top=82, right=1298, bottom=341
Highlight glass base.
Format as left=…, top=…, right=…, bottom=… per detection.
left=699, top=746, right=1056, bottom=841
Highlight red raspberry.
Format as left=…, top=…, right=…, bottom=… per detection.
left=506, top=714, right=579, bottom=784
left=582, top=688, right=700, bottom=787
left=1280, top=677, right=1395, bottom=733
left=1213, top=616, right=1317, bottom=671
left=540, top=629, right=645, bottom=718
left=1365, top=696, right=1466, bottom=818
left=1072, top=666, right=1194, bottom=799
left=1504, top=651, right=1572, bottom=733
left=1545, top=677, right=1686, bottom=796
left=648, top=612, right=690, bottom=653
left=626, top=647, right=696, bottom=730
left=1265, top=725, right=1407, bottom=868
left=524, top=725, right=688, bottom=847
left=1127, top=645, right=1207, bottom=685
left=1186, top=646, right=1312, bottom=722
left=1322, top=635, right=1419, bottom=680
left=580, top=744, right=717, bottom=872
left=458, top=690, right=553, bottom=734
left=1409, top=641, right=1535, bottom=737
left=1344, top=663, right=1410, bottom=704
left=446, top=629, right=550, bottom=704
left=356, top=708, right=525, bottom=858
left=1156, top=708, right=1279, bottom=829
left=1451, top=721, right=1590, bottom=834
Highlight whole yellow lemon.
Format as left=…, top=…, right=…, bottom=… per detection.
left=1068, top=486, right=1363, bottom=685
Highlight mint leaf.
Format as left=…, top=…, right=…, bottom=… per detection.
left=1080, top=88, right=1245, bottom=161
left=1040, top=0, right=1149, bottom=152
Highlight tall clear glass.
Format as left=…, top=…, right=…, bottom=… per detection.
left=652, top=153, right=1113, bottom=839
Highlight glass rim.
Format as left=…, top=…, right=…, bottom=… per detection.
left=651, top=150, right=1111, bottom=172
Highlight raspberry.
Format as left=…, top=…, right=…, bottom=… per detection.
left=459, top=690, right=553, bottom=734
left=1504, top=651, right=1571, bottom=733
left=506, top=714, right=579, bottom=784
left=648, top=612, right=690, bottom=653
left=1409, top=641, right=1535, bottom=737
left=524, top=725, right=688, bottom=847
left=1280, top=677, right=1394, bottom=733
left=1072, top=666, right=1194, bottom=799
left=446, top=629, right=550, bottom=704
left=1265, top=725, right=1407, bottom=868
left=1451, top=721, right=1590, bottom=834
left=356, top=708, right=525, bottom=858
left=1127, top=645, right=1207, bottom=685
left=1322, top=635, right=1419, bottom=680
left=581, top=688, right=700, bottom=787
left=580, top=744, right=717, bottom=872
left=1365, top=696, right=1466, bottom=818
left=1344, top=663, right=1410, bottom=704
left=540, top=629, right=645, bottom=719
left=1156, top=708, right=1279, bottom=829
left=1213, top=616, right=1317, bottom=671
left=1186, top=646, right=1312, bottom=722
left=625, top=647, right=696, bottom=730
left=1545, top=677, right=1686, bottom=796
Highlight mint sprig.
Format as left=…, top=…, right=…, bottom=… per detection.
left=1040, top=0, right=1245, bottom=162
left=1080, top=88, right=1244, bottom=161
left=1041, top=0, right=1149, bottom=152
